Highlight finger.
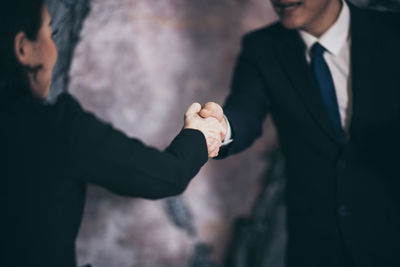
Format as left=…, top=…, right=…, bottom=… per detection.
left=206, top=138, right=219, bottom=151
left=209, top=152, right=217, bottom=159
left=208, top=119, right=227, bottom=140
left=185, top=102, right=202, bottom=118
left=209, top=147, right=220, bottom=158
left=211, top=139, right=222, bottom=152
left=200, top=102, right=219, bottom=117
left=208, top=146, right=220, bottom=158
left=206, top=137, right=220, bottom=153
left=204, top=117, right=223, bottom=131
left=200, top=102, right=223, bottom=121
left=219, top=121, right=227, bottom=140
left=199, top=108, right=210, bottom=118
left=206, top=131, right=221, bottom=142
left=210, top=151, right=219, bottom=158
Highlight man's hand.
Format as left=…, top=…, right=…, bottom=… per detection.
left=184, top=103, right=224, bottom=158
left=199, top=102, right=228, bottom=141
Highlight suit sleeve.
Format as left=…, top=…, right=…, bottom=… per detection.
left=218, top=35, right=271, bottom=158
left=55, top=93, right=208, bottom=199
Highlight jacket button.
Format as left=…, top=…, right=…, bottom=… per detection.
left=337, top=159, right=346, bottom=170
left=338, top=205, right=347, bottom=217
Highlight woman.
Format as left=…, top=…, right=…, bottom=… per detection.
left=0, top=1, right=224, bottom=266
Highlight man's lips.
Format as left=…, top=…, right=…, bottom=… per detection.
left=274, top=1, right=303, bottom=11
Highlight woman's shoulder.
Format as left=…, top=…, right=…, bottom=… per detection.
left=54, top=92, right=82, bottom=109
left=49, top=92, right=84, bottom=119
left=0, top=91, right=85, bottom=137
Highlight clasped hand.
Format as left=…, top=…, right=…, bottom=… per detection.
left=184, top=102, right=228, bottom=158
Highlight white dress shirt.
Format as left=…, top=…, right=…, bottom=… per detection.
left=299, top=1, right=352, bottom=133
left=223, top=1, right=352, bottom=144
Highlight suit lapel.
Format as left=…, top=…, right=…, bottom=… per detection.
left=272, top=28, right=340, bottom=144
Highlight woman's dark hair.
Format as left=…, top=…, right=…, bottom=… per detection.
left=0, top=0, right=45, bottom=99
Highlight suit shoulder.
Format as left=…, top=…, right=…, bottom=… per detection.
left=362, top=7, right=400, bottom=32
left=241, top=21, right=285, bottom=48
left=373, top=9, right=399, bottom=22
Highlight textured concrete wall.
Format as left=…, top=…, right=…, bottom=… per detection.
left=47, top=1, right=400, bottom=267
left=67, top=1, right=278, bottom=267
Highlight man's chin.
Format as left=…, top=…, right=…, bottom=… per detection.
left=280, top=18, right=304, bottom=30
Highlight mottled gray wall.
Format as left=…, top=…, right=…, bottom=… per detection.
left=67, top=1, right=278, bottom=267
left=47, top=1, right=400, bottom=267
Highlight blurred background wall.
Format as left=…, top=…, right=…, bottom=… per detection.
left=46, top=1, right=400, bottom=267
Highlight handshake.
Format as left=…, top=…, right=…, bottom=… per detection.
left=184, top=102, right=228, bottom=158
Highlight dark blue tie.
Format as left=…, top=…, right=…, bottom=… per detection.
left=311, top=43, right=345, bottom=143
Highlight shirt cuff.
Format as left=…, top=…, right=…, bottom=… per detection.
left=222, top=115, right=233, bottom=146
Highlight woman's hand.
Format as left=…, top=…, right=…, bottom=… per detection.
left=184, top=103, right=226, bottom=158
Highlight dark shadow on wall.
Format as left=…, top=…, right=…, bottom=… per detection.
left=224, top=150, right=287, bottom=267
left=46, top=0, right=90, bottom=101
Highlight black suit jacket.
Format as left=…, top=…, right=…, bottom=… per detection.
left=0, top=92, right=208, bottom=267
left=220, top=3, right=400, bottom=267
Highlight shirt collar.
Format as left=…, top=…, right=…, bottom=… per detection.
left=299, top=1, right=350, bottom=56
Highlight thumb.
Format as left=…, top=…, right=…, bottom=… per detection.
left=199, top=108, right=211, bottom=118
left=200, top=102, right=223, bottom=121
left=185, top=102, right=202, bottom=118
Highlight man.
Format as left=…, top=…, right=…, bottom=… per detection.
left=200, top=0, right=400, bottom=266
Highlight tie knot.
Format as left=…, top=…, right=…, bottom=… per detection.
left=311, top=42, right=326, bottom=58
